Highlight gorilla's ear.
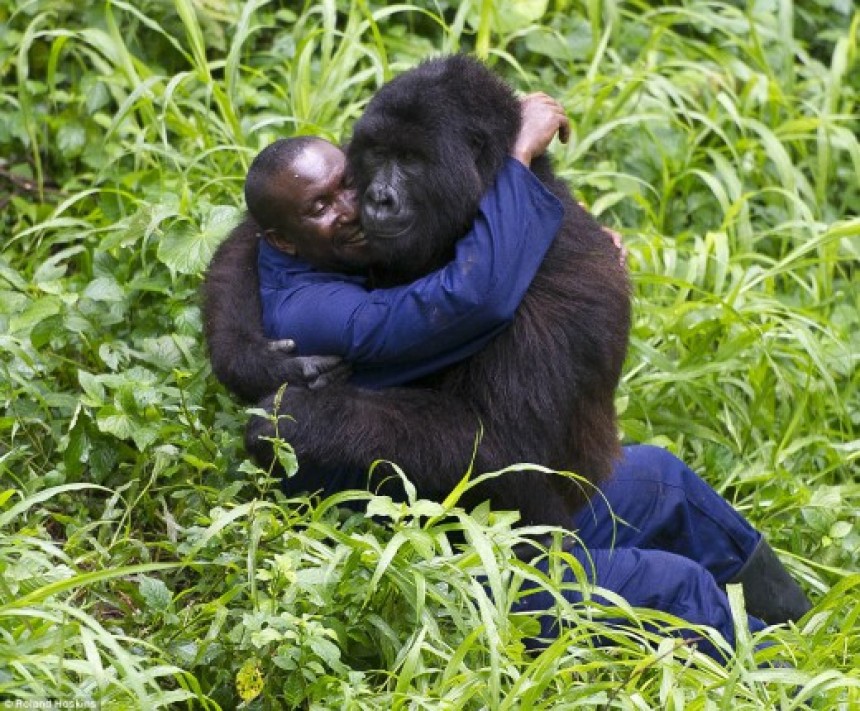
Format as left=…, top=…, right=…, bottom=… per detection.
left=467, top=126, right=487, bottom=156
left=468, top=125, right=508, bottom=182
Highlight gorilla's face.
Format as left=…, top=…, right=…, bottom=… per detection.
left=348, top=56, right=520, bottom=284
left=357, top=147, right=437, bottom=241
left=349, top=130, right=484, bottom=279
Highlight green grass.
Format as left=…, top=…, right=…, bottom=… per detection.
left=0, top=0, right=858, bottom=708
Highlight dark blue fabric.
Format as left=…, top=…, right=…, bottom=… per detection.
left=514, top=445, right=766, bottom=661
left=572, top=444, right=761, bottom=584
left=258, top=157, right=564, bottom=389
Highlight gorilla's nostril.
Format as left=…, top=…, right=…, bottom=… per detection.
left=367, top=183, right=395, bottom=207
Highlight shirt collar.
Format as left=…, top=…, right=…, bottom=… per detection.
left=257, top=237, right=367, bottom=288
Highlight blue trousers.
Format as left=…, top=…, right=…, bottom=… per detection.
left=515, top=445, right=767, bottom=660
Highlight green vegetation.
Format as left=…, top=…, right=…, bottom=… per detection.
left=1, top=0, right=857, bottom=707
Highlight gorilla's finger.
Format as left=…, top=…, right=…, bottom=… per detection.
left=268, top=339, right=296, bottom=353
left=299, top=355, right=347, bottom=380
left=307, top=362, right=353, bottom=390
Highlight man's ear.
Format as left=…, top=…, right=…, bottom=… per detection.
left=264, top=228, right=297, bottom=256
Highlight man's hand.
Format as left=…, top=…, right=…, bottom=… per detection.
left=574, top=202, right=628, bottom=269
left=511, top=93, right=570, bottom=166
left=267, top=339, right=352, bottom=389
left=603, top=227, right=627, bottom=268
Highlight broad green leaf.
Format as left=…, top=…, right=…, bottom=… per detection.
left=56, top=122, right=87, bottom=156
left=9, top=296, right=61, bottom=334
left=96, top=408, right=135, bottom=441
left=83, top=277, right=125, bottom=302
left=78, top=370, right=106, bottom=404
left=236, top=657, right=264, bottom=703
left=157, top=205, right=240, bottom=275
left=468, top=0, right=548, bottom=35
left=139, top=575, right=172, bottom=611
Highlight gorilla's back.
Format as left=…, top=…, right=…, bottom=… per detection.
left=439, top=156, right=631, bottom=481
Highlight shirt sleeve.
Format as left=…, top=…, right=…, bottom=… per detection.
left=263, top=157, right=564, bottom=365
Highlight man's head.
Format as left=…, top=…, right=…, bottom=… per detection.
left=245, top=137, right=370, bottom=271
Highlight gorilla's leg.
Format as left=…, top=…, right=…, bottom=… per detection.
left=245, top=384, right=579, bottom=528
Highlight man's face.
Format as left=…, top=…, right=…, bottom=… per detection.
left=269, top=140, right=370, bottom=271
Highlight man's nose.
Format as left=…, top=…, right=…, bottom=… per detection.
left=337, top=190, right=359, bottom=223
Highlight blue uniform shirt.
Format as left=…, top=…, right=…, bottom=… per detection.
left=258, top=157, right=563, bottom=388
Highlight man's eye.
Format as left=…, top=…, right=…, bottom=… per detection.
left=311, top=201, right=326, bottom=216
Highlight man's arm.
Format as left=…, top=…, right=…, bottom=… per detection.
left=261, top=157, right=563, bottom=368
left=259, top=93, right=570, bottom=375
left=201, top=217, right=350, bottom=402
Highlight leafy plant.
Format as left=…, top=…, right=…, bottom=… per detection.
left=0, top=0, right=857, bottom=707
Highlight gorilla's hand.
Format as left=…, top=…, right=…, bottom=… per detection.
left=267, top=339, right=352, bottom=389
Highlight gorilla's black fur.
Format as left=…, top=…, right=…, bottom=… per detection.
left=203, top=217, right=276, bottom=403
left=207, top=56, right=631, bottom=527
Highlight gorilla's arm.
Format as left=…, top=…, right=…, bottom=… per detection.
left=246, top=384, right=479, bottom=498
left=245, top=383, right=581, bottom=527
left=201, top=217, right=350, bottom=402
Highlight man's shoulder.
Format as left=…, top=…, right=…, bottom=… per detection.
left=258, top=247, right=368, bottom=300
left=258, top=241, right=336, bottom=291
left=258, top=239, right=307, bottom=279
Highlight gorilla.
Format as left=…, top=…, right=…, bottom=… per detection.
left=204, top=55, right=631, bottom=528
